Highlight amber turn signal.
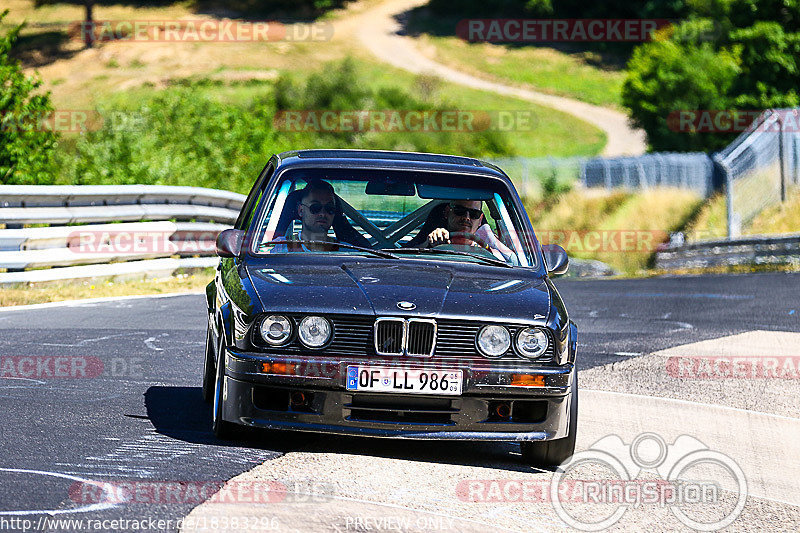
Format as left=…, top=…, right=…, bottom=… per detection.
left=261, top=362, right=296, bottom=375
left=510, top=374, right=545, bottom=387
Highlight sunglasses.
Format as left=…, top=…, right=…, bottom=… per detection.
left=301, top=202, right=337, bottom=215
left=450, top=204, right=483, bottom=220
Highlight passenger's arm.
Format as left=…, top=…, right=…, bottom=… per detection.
left=475, top=224, right=518, bottom=264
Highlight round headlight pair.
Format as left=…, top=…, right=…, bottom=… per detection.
left=476, top=325, right=549, bottom=359
left=259, top=315, right=332, bottom=348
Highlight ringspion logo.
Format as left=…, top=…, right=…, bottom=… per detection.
left=550, top=433, right=747, bottom=531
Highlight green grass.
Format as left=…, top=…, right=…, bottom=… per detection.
left=527, top=188, right=703, bottom=274
left=683, top=193, right=728, bottom=241
left=9, top=0, right=607, bottom=158
left=405, top=9, right=625, bottom=108
left=417, top=36, right=625, bottom=108
left=749, top=188, right=800, bottom=235
left=594, top=189, right=702, bottom=273
left=684, top=187, right=800, bottom=239
left=90, top=59, right=606, bottom=159
left=0, top=271, right=213, bottom=307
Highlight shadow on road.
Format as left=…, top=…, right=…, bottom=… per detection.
left=144, top=385, right=547, bottom=474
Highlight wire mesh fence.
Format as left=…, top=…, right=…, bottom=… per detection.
left=488, top=152, right=715, bottom=199
left=491, top=107, right=800, bottom=240
left=715, top=108, right=800, bottom=237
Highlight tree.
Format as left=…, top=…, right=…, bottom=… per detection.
left=0, top=10, right=58, bottom=184
left=623, top=1, right=800, bottom=151
left=623, top=21, right=741, bottom=151
left=32, top=0, right=94, bottom=47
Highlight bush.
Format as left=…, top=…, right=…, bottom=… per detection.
left=623, top=3, right=800, bottom=152
left=273, top=57, right=513, bottom=156
left=622, top=21, right=741, bottom=152
left=190, top=0, right=350, bottom=17
left=426, top=0, right=687, bottom=18
left=0, top=10, right=58, bottom=184
left=57, top=92, right=277, bottom=193
left=57, top=59, right=515, bottom=192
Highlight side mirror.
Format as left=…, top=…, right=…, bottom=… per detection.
left=542, top=244, right=569, bottom=276
left=216, top=229, right=245, bottom=258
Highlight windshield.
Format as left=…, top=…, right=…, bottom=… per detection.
left=251, top=168, right=536, bottom=268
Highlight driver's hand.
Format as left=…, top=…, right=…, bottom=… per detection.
left=427, top=228, right=450, bottom=247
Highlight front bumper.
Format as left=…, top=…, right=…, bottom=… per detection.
left=219, top=348, right=575, bottom=441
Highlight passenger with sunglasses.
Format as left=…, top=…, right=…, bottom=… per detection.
left=426, top=200, right=518, bottom=264
left=271, top=180, right=340, bottom=252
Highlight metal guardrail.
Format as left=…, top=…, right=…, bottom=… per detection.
left=0, top=185, right=244, bottom=208
left=0, top=185, right=245, bottom=284
left=655, top=233, right=800, bottom=270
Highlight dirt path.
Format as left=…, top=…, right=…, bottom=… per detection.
left=349, top=0, right=647, bottom=157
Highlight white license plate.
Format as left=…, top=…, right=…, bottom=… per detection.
left=346, top=366, right=463, bottom=395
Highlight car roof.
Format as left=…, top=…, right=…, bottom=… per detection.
left=274, top=149, right=511, bottom=183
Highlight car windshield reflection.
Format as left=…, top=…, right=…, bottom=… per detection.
left=252, top=169, right=535, bottom=268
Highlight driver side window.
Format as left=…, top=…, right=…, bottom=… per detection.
left=235, top=163, right=274, bottom=231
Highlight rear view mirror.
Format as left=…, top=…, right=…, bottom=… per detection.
left=542, top=244, right=569, bottom=276
left=216, top=229, right=245, bottom=258
left=365, top=179, right=415, bottom=196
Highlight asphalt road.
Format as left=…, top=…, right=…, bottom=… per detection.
left=0, top=272, right=798, bottom=532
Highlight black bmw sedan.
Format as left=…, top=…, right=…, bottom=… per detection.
left=203, top=149, right=578, bottom=466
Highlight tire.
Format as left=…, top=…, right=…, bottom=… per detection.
left=521, top=371, right=578, bottom=467
left=211, top=333, right=237, bottom=440
left=201, top=325, right=216, bottom=404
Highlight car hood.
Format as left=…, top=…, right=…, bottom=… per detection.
left=246, top=261, right=550, bottom=322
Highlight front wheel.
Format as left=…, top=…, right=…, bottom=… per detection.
left=521, top=371, right=578, bottom=467
left=211, top=334, right=237, bottom=439
left=201, top=325, right=216, bottom=404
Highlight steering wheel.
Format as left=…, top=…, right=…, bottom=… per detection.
left=433, top=231, right=490, bottom=250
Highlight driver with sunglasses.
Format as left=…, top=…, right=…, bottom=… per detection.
left=270, top=179, right=341, bottom=252
left=426, top=200, right=518, bottom=264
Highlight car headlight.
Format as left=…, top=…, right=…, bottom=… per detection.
left=259, top=315, right=292, bottom=346
left=298, top=316, right=332, bottom=348
left=476, top=325, right=511, bottom=358
left=516, top=327, right=549, bottom=359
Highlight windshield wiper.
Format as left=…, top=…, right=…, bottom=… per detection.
left=386, top=247, right=513, bottom=268
left=260, top=240, right=399, bottom=260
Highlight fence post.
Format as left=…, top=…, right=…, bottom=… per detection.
left=580, top=160, right=587, bottom=188
left=713, top=154, right=738, bottom=239
left=777, top=112, right=787, bottom=202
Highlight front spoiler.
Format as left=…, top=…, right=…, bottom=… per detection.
left=220, top=363, right=574, bottom=441
left=239, top=416, right=552, bottom=441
